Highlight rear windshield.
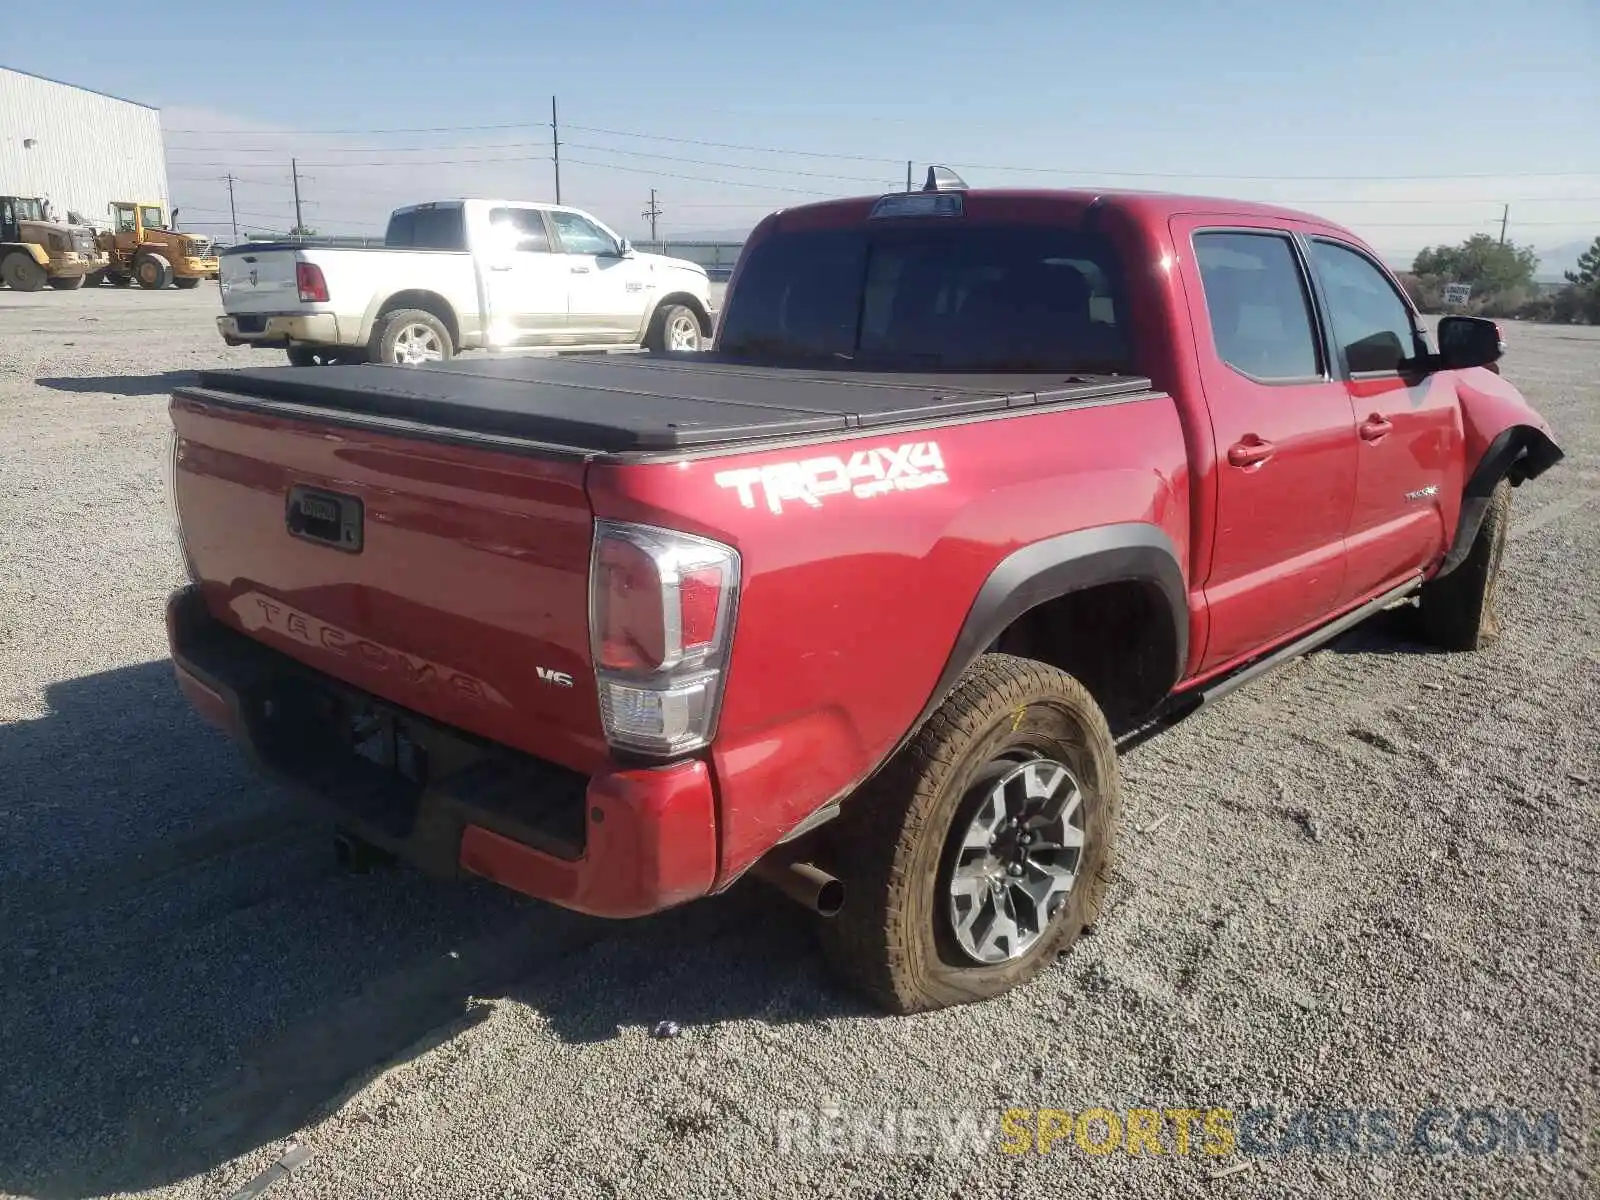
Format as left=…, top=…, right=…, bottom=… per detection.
left=717, top=223, right=1132, bottom=372
left=385, top=204, right=467, bottom=251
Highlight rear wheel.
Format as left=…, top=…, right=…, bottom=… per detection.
left=2, top=252, right=48, bottom=292
left=1419, top=478, right=1512, bottom=651
left=371, top=308, right=452, bottom=365
left=134, top=252, right=173, bottom=289
left=48, top=274, right=86, bottom=290
left=644, top=303, right=705, bottom=352
left=173, top=276, right=202, bottom=290
left=817, top=653, right=1121, bottom=1013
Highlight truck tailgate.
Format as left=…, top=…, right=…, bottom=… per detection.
left=169, top=388, right=607, bottom=774
left=218, top=247, right=302, bottom=314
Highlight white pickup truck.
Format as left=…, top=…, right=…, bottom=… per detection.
left=216, top=199, right=714, bottom=366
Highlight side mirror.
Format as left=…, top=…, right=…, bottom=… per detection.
left=616, top=237, right=634, bottom=258
left=1436, top=315, right=1504, bottom=371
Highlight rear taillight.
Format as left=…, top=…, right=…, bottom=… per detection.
left=296, top=261, right=329, bottom=303
left=590, top=520, right=740, bottom=757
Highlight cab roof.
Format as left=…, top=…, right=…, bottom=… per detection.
left=767, top=187, right=1351, bottom=235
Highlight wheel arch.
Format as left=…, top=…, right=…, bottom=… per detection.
left=643, top=290, right=712, bottom=340
left=3, top=242, right=52, bottom=267
left=366, top=289, right=461, bottom=350
left=1436, top=424, right=1563, bottom=578
left=899, top=524, right=1188, bottom=757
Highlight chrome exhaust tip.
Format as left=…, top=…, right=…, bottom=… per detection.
left=752, top=857, right=845, bottom=917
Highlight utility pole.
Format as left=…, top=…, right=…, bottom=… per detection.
left=642, top=188, right=662, bottom=242
left=291, top=158, right=304, bottom=234
left=225, top=173, right=238, bottom=240
left=1499, top=203, right=1509, bottom=246
left=906, top=161, right=913, bottom=192
left=551, top=96, right=562, bottom=204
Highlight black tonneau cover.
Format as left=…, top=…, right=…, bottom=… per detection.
left=190, top=354, right=1154, bottom=453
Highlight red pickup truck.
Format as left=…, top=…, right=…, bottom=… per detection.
left=165, top=176, right=1561, bottom=1013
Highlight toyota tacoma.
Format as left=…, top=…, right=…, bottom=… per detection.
left=164, top=172, right=1561, bottom=1013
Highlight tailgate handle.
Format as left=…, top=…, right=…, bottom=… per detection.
left=286, top=486, right=364, bottom=553
left=242, top=256, right=257, bottom=263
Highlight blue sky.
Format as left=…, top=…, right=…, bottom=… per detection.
left=15, top=0, right=1599, bottom=268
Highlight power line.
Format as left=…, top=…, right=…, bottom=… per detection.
left=165, top=139, right=549, bottom=153
left=565, top=122, right=1600, bottom=182
left=559, top=156, right=871, bottom=195
left=164, top=120, right=545, bottom=135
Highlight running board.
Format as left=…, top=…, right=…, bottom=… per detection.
left=1193, top=575, right=1423, bottom=708
left=1116, top=575, right=1422, bottom=751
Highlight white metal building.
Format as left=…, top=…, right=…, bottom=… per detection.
left=0, top=65, right=167, bottom=228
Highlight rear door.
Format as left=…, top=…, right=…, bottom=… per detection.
left=547, top=210, right=648, bottom=343
left=1302, top=237, right=1464, bottom=603
left=480, top=205, right=570, bottom=344
left=1174, top=221, right=1359, bottom=670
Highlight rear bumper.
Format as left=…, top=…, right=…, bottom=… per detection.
left=165, top=585, right=718, bottom=918
left=217, top=312, right=342, bottom=349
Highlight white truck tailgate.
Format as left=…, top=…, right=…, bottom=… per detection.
left=219, top=248, right=302, bottom=314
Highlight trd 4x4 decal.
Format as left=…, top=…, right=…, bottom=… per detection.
left=715, top=442, right=948, bottom=514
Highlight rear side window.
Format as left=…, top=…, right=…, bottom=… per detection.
left=385, top=205, right=466, bottom=250
left=1307, top=239, right=1420, bottom=374
left=488, top=207, right=551, bottom=252
left=718, top=224, right=1131, bottom=373
left=1193, top=232, right=1322, bottom=382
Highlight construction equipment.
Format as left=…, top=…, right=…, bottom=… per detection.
left=0, top=195, right=108, bottom=291
left=95, top=201, right=219, bottom=289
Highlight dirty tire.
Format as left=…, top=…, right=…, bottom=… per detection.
left=173, top=276, right=202, bottom=290
left=2, top=252, right=48, bottom=292
left=48, top=274, right=86, bottom=290
left=817, top=653, right=1121, bottom=1014
left=134, top=252, right=173, bottom=289
left=644, top=303, right=705, bottom=352
left=1419, top=478, right=1512, bottom=651
left=371, top=308, right=452, bottom=365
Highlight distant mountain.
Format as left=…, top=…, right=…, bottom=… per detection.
left=647, top=227, right=753, bottom=244
left=1531, top=239, right=1591, bottom=282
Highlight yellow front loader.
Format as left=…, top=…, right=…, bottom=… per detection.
left=95, top=201, right=219, bottom=289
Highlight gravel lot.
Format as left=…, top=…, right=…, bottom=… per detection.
left=0, top=285, right=1595, bottom=1200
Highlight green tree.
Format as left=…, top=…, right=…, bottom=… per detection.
left=1564, top=235, right=1600, bottom=286
left=1412, top=234, right=1540, bottom=296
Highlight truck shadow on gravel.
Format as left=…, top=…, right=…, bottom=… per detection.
left=0, top=659, right=856, bottom=1200
left=34, top=370, right=200, bottom=397
left=1324, top=603, right=1452, bottom=657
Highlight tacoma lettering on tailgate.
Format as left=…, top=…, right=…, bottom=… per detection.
left=230, top=592, right=510, bottom=707
left=715, top=442, right=948, bottom=514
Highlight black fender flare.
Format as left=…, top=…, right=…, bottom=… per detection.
left=1436, top=425, right=1563, bottom=578
left=903, top=522, right=1187, bottom=751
